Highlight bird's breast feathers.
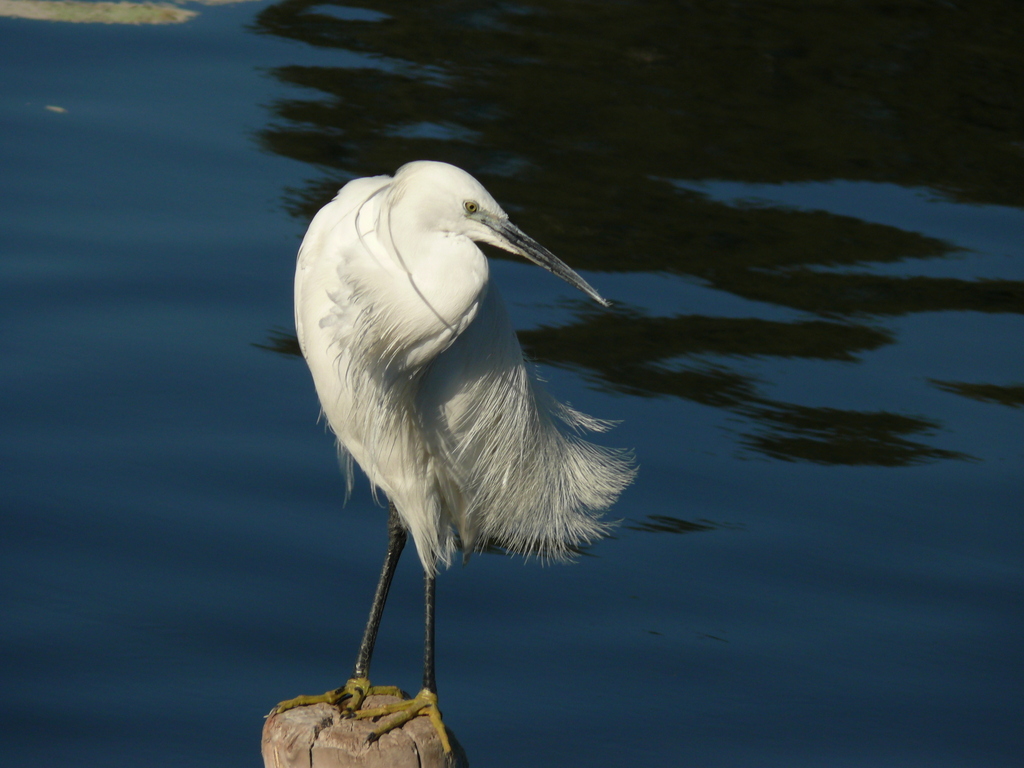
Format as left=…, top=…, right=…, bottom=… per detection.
left=298, top=206, right=488, bottom=376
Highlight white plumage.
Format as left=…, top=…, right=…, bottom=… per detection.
left=294, top=160, right=634, bottom=572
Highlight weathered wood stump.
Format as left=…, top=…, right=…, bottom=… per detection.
left=262, top=695, right=469, bottom=768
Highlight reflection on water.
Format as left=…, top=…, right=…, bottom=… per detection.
left=252, top=0, right=1023, bottom=202
left=625, top=515, right=743, bottom=535
left=252, top=0, right=1022, bottom=467
left=930, top=380, right=1024, bottom=409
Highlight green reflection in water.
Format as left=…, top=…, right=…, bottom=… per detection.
left=253, top=0, right=1023, bottom=466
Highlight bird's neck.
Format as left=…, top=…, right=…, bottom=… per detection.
left=363, top=226, right=490, bottom=372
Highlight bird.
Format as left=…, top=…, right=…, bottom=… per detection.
left=272, top=161, right=635, bottom=753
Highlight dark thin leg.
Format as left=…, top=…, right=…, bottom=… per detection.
left=348, top=556, right=451, bottom=756
left=352, top=502, right=406, bottom=680
left=422, top=568, right=437, bottom=693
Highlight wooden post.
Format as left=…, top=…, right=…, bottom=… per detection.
left=262, top=694, right=469, bottom=768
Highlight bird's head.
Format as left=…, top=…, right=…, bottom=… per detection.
left=389, top=161, right=610, bottom=307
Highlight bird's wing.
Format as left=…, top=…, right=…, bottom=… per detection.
left=415, top=288, right=635, bottom=559
left=293, top=175, right=392, bottom=354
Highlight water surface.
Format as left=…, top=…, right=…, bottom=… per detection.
left=2, top=2, right=1022, bottom=767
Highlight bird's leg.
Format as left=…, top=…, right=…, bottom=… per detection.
left=271, top=503, right=407, bottom=716
left=423, top=565, right=438, bottom=694
left=354, top=568, right=452, bottom=754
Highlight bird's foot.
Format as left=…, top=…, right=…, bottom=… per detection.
left=354, top=687, right=452, bottom=755
left=270, top=677, right=405, bottom=717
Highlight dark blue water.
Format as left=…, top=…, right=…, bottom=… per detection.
left=2, top=3, right=1022, bottom=767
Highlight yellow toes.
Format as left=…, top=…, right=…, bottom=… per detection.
left=356, top=688, right=452, bottom=754
left=270, top=676, right=373, bottom=716
left=271, top=681, right=452, bottom=755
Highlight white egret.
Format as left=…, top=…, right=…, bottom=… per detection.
left=273, top=161, right=634, bottom=752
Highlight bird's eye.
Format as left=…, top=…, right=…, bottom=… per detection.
left=463, top=200, right=479, bottom=214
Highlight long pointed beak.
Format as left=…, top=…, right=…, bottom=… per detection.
left=484, top=217, right=611, bottom=308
